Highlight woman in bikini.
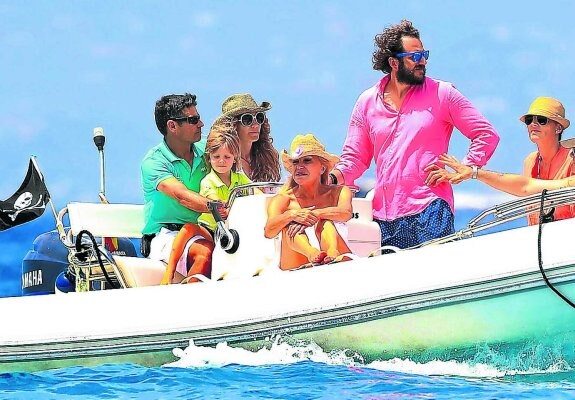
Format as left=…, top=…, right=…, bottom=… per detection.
left=264, top=134, right=353, bottom=270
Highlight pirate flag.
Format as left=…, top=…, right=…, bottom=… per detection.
left=0, top=159, right=50, bottom=231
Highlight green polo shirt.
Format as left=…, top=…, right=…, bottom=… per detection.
left=141, top=139, right=208, bottom=235
left=197, top=169, right=252, bottom=231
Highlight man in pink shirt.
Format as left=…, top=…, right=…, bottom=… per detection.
left=330, top=20, right=499, bottom=250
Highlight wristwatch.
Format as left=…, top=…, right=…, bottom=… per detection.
left=471, top=165, right=479, bottom=179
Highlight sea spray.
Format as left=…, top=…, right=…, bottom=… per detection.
left=166, top=337, right=362, bottom=368
left=165, top=336, right=575, bottom=380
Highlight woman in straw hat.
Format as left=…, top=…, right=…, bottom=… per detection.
left=425, top=97, right=575, bottom=216
left=520, top=97, right=575, bottom=224
left=264, top=134, right=354, bottom=270
left=213, top=94, right=281, bottom=183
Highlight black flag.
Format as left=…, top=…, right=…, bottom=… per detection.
left=0, top=159, right=50, bottom=231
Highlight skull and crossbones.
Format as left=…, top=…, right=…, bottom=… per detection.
left=2, top=192, right=45, bottom=221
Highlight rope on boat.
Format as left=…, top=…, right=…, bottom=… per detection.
left=537, top=189, right=575, bottom=308
left=76, top=229, right=120, bottom=289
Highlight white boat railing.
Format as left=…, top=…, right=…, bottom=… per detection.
left=419, top=187, right=575, bottom=247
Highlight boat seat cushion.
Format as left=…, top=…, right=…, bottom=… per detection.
left=113, top=256, right=184, bottom=287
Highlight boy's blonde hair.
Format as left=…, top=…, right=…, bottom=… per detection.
left=204, top=121, right=241, bottom=172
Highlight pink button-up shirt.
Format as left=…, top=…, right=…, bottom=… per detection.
left=336, top=76, right=500, bottom=221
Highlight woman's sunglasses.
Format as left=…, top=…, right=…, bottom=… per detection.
left=523, top=115, right=549, bottom=126
left=237, top=112, right=265, bottom=127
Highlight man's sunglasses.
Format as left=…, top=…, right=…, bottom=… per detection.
left=523, top=115, right=549, bottom=126
left=171, top=115, right=201, bottom=125
left=237, top=112, right=265, bottom=127
left=394, top=50, right=430, bottom=63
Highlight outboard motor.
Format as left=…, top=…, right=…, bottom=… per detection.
left=21, top=231, right=68, bottom=296
left=21, top=231, right=137, bottom=296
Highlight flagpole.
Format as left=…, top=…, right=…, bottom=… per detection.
left=30, top=156, right=65, bottom=239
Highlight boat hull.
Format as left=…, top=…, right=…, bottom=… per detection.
left=300, top=281, right=575, bottom=364
left=2, top=271, right=575, bottom=372
left=3, top=216, right=575, bottom=372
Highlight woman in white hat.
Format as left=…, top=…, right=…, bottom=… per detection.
left=213, top=94, right=281, bottom=183
left=520, top=97, right=575, bottom=224
left=264, top=134, right=354, bottom=270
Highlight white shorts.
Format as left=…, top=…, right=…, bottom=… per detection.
left=148, top=227, right=204, bottom=277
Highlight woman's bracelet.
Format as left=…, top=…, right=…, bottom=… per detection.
left=329, top=173, right=338, bottom=185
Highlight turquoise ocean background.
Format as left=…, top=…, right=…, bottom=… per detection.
left=1, top=210, right=575, bottom=399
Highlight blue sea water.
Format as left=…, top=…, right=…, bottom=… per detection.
left=1, top=210, right=574, bottom=399
left=2, top=347, right=575, bottom=399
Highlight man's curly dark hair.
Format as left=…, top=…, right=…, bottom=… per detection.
left=372, top=20, right=420, bottom=74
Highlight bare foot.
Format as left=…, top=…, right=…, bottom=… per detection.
left=322, top=255, right=336, bottom=264
left=322, top=249, right=341, bottom=264
left=308, top=250, right=327, bottom=265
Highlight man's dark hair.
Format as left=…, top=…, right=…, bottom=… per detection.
left=154, top=93, right=197, bottom=136
left=372, top=20, right=420, bottom=74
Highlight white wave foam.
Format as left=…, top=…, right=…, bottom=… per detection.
left=367, top=357, right=575, bottom=379
left=164, top=337, right=359, bottom=368
left=163, top=337, right=572, bottom=379
left=368, top=358, right=504, bottom=378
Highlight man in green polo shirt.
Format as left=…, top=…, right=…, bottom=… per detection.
left=141, top=93, right=214, bottom=283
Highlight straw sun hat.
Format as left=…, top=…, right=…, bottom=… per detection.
left=213, top=93, right=271, bottom=125
left=281, top=134, right=340, bottom=174
left=519, top=97, right=570, bottom=130
left=519, top=96, right=573, bottom=148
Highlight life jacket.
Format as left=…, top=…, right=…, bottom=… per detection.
left=525, top=147, right=575, bottom=225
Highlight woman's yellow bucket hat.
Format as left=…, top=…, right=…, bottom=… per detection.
left=519, top=96, right=570, bottom=129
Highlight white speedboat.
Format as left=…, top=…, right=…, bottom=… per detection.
left=1, top=183, right=575, bottom=373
